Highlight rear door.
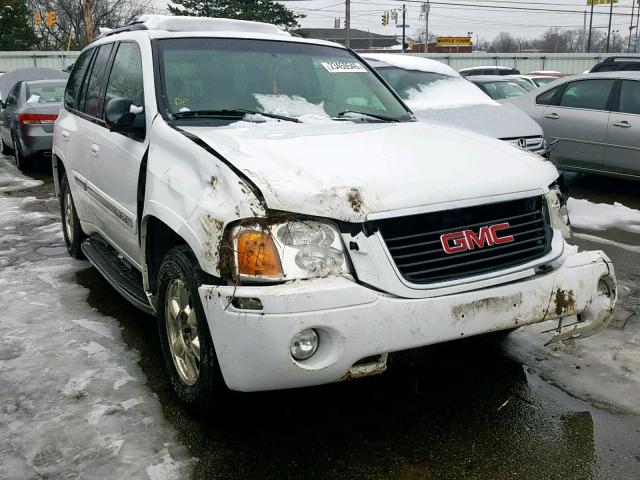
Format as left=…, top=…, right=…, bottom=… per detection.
left=88, top=41, right=147, bottom=264
left=0, top=83, right=21, bottom=145
left=543, top=78, right=615, bottom=171
left=604, top=79, right=640, bottom=176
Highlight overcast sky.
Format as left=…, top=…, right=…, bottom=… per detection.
left=279, top=0, right=640, bottom=42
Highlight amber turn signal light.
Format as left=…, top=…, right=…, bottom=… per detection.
left=236, top=230, right=283, bottom=278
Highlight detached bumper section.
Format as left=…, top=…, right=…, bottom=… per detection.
left=199, top=250, right=616, bottom=392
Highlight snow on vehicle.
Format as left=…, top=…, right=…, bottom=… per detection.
left=53, top=15, right=617, bottom=413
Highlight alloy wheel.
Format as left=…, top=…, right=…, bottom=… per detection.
left=165, top=278, right=201, bottom=386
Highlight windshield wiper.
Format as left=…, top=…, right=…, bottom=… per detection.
left=335, top=110, right=402, bottom=123
left=171, top=109, right=300, bottom=123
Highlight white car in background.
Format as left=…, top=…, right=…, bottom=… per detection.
left=363, top=54, right=550, bottom=155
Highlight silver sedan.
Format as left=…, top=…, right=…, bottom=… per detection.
left=508, top=71, right=640, bottom=179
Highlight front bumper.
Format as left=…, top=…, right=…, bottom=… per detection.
left=199, top=250, right=616, bottom=392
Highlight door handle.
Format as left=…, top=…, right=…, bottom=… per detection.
left=612, top=121, right=631, bottom=128
left=90, top=144, right=100, bottom=157
left=61, top=130, right=69, bottom=142
left=544, top=113, right=560, bottom=120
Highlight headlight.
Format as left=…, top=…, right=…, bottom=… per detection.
left=232, top=219, right=350, bottom=282
left=545, top=184, right=571, bottom=239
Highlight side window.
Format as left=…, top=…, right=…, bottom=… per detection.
left=559, top=79, right=615, bottom=111
left=5, top=84, right=21, bottom=107
left=619, top=80, right=640, bottom=115
left=536, top=86, right=561, bottom=105
left=64, top=49, right=94, bottom=110
left=104, top=42, right=144, bottom=108
left=79, top=44, right=114, bottom=118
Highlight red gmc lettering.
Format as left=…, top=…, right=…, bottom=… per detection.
left=440, top=222, right=514, bottom=254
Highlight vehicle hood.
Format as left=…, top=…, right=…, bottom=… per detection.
left=413, top=103, right=542, bottom=140
left=182, top=120, right=557, bottom=223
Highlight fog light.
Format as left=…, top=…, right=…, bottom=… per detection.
left=290, top=329, right=319, bottom=361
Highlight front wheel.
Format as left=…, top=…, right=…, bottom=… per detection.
left=157, top=246, right=226, bottom=414
left=60, top=173, right=85, bottom=259
left=0, top=134, right=12, bottom=155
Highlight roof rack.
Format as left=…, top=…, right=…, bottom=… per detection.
left=95, top=14, right=289, bottom=41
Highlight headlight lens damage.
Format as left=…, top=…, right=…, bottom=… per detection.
left=545, top=183, right=571, bottom=239
left=233, top=220, right=350, bottom=282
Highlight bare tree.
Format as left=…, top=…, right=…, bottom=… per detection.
left=489, top=32, right=518, bottom=53
left=28, top=0, right=149, bottom=50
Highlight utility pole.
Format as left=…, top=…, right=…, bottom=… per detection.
left=402, top=3, right=406, bottom=53
left=606, top=0, right=614, bottom=53
left=636, top=0, right=640, bottom=53
left=424, top=1, right=430, bottom=52
left=345, top=0, right=350, bottom=48
left=583, top=10, right=587, bottom=52
left=630, top=0, right=637, bottom=52
left=587, top=2, right=594, bottom=53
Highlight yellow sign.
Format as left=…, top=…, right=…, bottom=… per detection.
left=587, top=0, right=618, bottom=5
left=436, top=36, right=472, bottom=46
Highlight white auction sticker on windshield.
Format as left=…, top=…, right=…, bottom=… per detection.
left=321, top=61, right=367, bottom=73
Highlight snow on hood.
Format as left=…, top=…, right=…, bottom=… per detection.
left=404, top=77, right=498, bottom=110
left=182, top=121, right=558, bottom=223
left=413, top=102, right=542, bottom=139
left=362, top=53, right=459, bottom=77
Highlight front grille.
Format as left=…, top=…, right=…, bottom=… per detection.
left=375, top=196, right=551, bottom=285
left=501, top=135, right=545, bottom=153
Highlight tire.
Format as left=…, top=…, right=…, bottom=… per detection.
left=0, top=134, right=12, bottom=155
left=13, top=133, right=31, bottom=172
left=157, top=245, right=226, bottom=415
left=60, top=173, right=85, bottom=259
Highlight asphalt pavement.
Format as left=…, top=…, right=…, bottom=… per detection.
left=2, top=156, right=639, bottom=480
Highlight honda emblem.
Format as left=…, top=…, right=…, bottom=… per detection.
left=517, top=138, right=527, bottom=149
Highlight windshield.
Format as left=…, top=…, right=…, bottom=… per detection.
left=533, top=77, right=555, bottom=87
left=375, top=66, right=451, bottom=99
left=156, top=38, right=411, bottom=122
left=375, top=66, right=497, bottom=110
left=479, top=80, right=528, bottom=100
left=26, top=82, right=66, bottom=103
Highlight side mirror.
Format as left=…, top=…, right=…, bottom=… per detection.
left=105, top=97, right=137, bottom=132
left=0, top=100, right=5, bottom=109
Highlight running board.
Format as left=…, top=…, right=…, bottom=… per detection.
left=81, top=236, right=154, bottom=315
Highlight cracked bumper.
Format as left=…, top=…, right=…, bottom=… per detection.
left=199, top=250, right=616, bottom=392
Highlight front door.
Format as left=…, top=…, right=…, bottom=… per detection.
left=89, top=41, right=148, bottom=265
left=544, top=78, right=615, bottom=171
left=604, top=79, right=640, bottom=176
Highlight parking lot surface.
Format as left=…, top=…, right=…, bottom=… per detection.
left=1, top=155, right=638, bottom=480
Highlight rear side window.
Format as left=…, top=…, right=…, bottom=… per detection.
left=65, top=49, right=94, bottom=110
left=619, top=80, right=640, bottom=115
left=5, top=83, right=21, bottom=107
left=536, top=86, right=561, bottom=105
left=559, top=79, right=615, bottom=111
left=79, top=44, right=114, bottom=118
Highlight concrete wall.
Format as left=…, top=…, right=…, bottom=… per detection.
left=1, top=50, right=639, bottom=75
left=0, top=51, right=80, bottom=72
left=408, top=53, right=640, bottom=75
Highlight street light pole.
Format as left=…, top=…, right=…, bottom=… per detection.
left=402, top=3, right=406, bottom=53
left=629, top=0, right=637, bottom=52
left=345, top=0, right=350, bottom=48
left=587, top=3, right=594, bottom=53
left=606, top=0, right=614, bottom=53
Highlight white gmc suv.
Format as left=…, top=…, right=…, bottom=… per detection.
left=53, top=15, right=617, bottom=413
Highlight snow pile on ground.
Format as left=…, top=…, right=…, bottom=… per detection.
left=361, top=53, right=459, bottom=77
left=503, top=310, right=640, bottom=415
left=0, top=157, right=194, bottom=479
left=405, top=78, right=499, bottom=110
left=568, top=197, right=640, bottom=234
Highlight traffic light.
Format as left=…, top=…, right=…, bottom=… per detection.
left=381, top=12, right=389, bottom=26
left=45, top=11, right=56, bottom=28
left=34, top=11, right=42, bottom=26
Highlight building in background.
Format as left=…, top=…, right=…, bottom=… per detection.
left=293, top=28, right=399, bottom=49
